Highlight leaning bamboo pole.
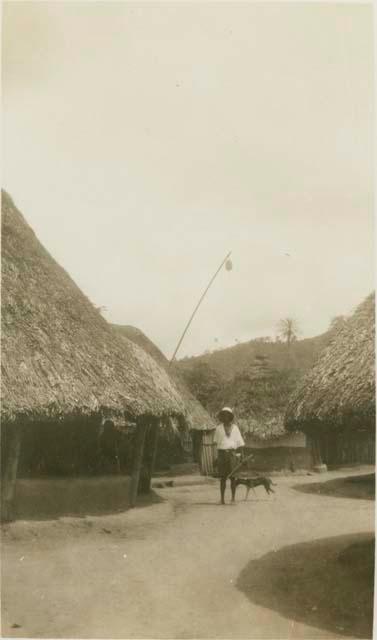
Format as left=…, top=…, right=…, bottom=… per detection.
left=169, top=251, right=232, bottom=365
left=226, top=452, right=255, bottom=479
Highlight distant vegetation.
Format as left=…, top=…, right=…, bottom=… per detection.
left=177, top=330, right=332, bottom=381
left=177, top=324, right=340, bottom=439
left=114, top=317, right=346, bottom=441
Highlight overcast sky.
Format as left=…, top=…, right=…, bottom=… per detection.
left=3, top=2, right=374, bottom=358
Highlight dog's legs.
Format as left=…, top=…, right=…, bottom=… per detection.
left=265, top=482, right=275, bottom=495
left=245, top=487, right=250, bottom=501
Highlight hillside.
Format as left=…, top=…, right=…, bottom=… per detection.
left=197, top=356, right=303, bottom=439
left=176, top=329, right=339, bottom=439
left=177, top=332, right=331, bottom=382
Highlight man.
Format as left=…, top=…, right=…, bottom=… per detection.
left=214, top=407, right=245, bottom=504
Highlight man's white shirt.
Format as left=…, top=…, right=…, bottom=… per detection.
left=214, top=424, right=245, bottom=450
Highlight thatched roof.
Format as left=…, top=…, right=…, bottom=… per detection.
left=1, top=191, right=186, bottom=425
left=285, top=293, right=375, bottom=432
left=114, top=325, right=216, bottom=431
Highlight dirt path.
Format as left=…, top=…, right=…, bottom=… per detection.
left=1, top=468, right=374, bottom=639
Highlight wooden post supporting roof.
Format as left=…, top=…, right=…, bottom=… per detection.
left=137, top=420, right=160, bottom=495
left=1, top=424, right=22, bottom=522
left=129, top=420, right=148, bottom=508
left=145, top=420, right=160, bottom=493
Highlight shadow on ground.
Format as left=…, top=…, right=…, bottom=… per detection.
left=13, top=476, right=163, bottom=521
left=237, top=532, right=374, bottom=638
left=293, top=474, right=375, bottom=500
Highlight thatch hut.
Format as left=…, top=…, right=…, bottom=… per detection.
left=1, top=191, right=186, bottom=518
left=285, top=293, right=375, bottom=467
left=114, top=325, right=217, bottom=475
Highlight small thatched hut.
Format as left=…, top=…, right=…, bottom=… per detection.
left=114, top=325, right=217, bottom=474
left=285, top=293, right=375, bottom=467
left=1, top=191, right=186, bottom=518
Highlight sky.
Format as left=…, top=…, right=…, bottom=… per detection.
left=2, top=1, right=374, bottom=358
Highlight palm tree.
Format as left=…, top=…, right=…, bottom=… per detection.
left=277, top=318, right=300, bottom=348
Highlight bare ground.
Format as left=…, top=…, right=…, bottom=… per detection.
left=1, top=467, right=374, bottom=639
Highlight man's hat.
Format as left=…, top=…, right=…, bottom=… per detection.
left=218, top=407, right=234, bottom=420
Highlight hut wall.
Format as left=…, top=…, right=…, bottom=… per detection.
left=194, top=431, right=312, bottom=476
left=16, top=419, right=104, bottom=477
left=15, top=419, right=141, bottom=477
left=318, top=430, right=375, bottom=467
left=244, top=432, right=312, bottom=472
left=244, top=432, right=306, bottom=449
left=12, top=418, right=194, bottom=480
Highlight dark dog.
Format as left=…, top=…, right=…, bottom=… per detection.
left=233, top=476, right=276, bottom=501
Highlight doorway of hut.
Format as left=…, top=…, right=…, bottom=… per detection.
left=192, top=429, right=217, bottom=476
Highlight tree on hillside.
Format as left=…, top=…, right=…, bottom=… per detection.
left=277, top=318, right=300, bottom=348
left=180, top=361, right=223, bottom=410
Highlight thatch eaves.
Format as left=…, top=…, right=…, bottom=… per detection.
left=1, top=191, right=186, bottom=425
left=114, top=325, right=216, bottom=431
left=285, top=293, right=375, bottom=432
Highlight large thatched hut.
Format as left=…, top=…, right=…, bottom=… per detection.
left=114, top=325, right=217, bottom=474
left=285, top=293, right=375, bottom=467
left=1, top=191, right=187, bottom=518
